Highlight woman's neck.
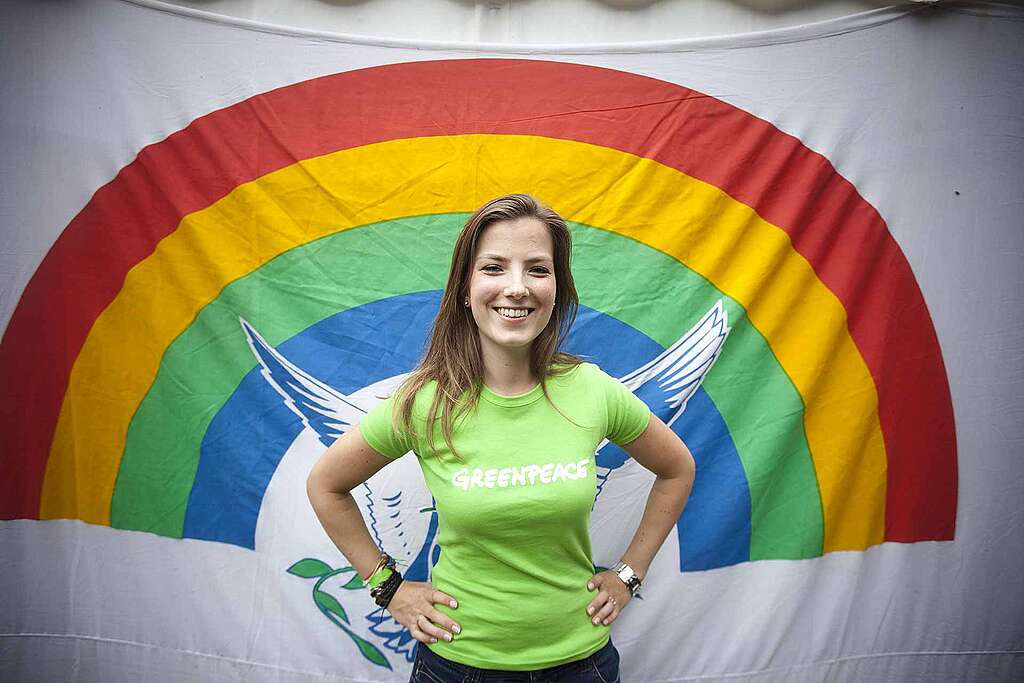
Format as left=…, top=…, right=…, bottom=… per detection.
left=481, top=348, right=537, bottom=396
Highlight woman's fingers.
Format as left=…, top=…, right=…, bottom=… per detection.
left=432, top=589, right=459, bottom=610
left=386, top=582, right=463, bottom=644
left=426, top=607, right=462, bottom=638
left=599, top=596, right=619, bottom=625
left=421, top=611, right=457, bottom=642
left=412, top=612, right=460, bottom=643
left=400, top=585, right=462, bottom=644
left=428, top=589, right=461, bottom=638
left=591, top=590, right=615, bottom=625
left=587, top=586, right=625, bottom=626
left=586, top=571, right=630, bottom=625
left=414, top=613, right=448, bottom=643
left=410, top=615, right=438, bottom=644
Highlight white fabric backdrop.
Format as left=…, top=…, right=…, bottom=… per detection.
left=1, top=1, right=1022, bottom=680
left=153, top=0, right=894, bottom=45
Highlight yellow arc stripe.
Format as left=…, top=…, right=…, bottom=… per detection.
left=42, top=134, right=885, bottom=551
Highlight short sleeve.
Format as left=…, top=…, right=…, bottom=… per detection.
left=358, top=394, right=416, bottom=459
left=593, top=364, right=652, bottom=446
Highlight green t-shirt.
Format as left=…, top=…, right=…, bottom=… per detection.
left=358, top=361, right=651, bottom=670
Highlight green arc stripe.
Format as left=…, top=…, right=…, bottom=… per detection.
left=113, top=214, right=822, bottom=559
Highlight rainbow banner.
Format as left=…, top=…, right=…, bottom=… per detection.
left=3, top=1, right=1022, bottom=681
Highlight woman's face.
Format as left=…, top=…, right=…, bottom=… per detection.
left=467, top=217, right=556, bottom=362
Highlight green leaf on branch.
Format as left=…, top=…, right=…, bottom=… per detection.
left=287, top=558, right=333, bottom=579
left=351, top=632, right=390, bottom=669
left=343, top=573, right=365, bottom=589
left=314, top=589, right=350, bottom=624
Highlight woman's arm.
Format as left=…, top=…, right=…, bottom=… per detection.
left=618, top=414, right=696, bottom=580
left=306, top=426, right=401, bottom=579
left=306, top=427, right=462, bottom=644
left=585, top=414, right=696, bottom=626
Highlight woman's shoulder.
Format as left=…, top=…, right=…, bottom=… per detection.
left=393, top=376, right=440, bottom=410
left=547, top=359, right=602, bottom=386
left=552, top=359, right=602, bottom=372
left=370, top=376, right=436, bottom=423
left=559, top=360, right=628, bottom=389
left=389, top=377, right=475, bottom=422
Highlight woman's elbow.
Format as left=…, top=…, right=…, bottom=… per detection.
left=306, top=446, right=361, bottom=501
left=306, top=458, right=335, bottom=504
left=306, top=468, right=323, bottom=506
left=683, top=449, right=697, bottom=482
left=669, top=443, right=696, bottom=482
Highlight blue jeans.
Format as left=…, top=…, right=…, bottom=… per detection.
left=409, top=638, right=621, bottom=683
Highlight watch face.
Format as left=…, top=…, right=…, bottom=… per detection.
left=613, top=562, right=641, bottom=596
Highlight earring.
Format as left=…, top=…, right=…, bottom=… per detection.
left=464, top=298, right=470, bottom=307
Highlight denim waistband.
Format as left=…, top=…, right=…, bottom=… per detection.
left=412, top=637, right=618, bottom=683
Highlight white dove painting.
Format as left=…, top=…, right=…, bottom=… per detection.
left=242, top=300, right=728, bottom=669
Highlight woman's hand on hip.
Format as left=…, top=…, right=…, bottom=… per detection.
left=386, top=580, right=462, bottom=645
left=586, top=570, right=632, bottom=627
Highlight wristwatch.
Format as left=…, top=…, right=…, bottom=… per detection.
left=611, top=561, right=642, bottom=597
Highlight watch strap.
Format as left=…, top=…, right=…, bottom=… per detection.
left=611, top=560, right=642, bottom=597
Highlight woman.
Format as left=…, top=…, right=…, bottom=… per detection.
left=307, top=194, right=696, bottom=682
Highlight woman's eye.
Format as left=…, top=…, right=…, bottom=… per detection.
left=480, top=264, right=549, bottom=274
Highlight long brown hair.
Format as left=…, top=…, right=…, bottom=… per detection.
left=391, top=193, right=582, bottom=461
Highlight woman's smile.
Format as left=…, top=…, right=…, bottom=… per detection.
left=494, top=306, right=534, bottom=320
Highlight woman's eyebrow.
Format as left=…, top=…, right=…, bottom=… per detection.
left=476, top=253, right=553, bottom=263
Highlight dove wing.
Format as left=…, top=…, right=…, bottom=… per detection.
left=594, top=301, right=730, bottom=502
left=240, top=318, right=366, bottom=446
left=619, top=300, right=730, bottom=428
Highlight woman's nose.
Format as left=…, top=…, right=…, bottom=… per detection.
left=504, top=278, right=528, bottom=298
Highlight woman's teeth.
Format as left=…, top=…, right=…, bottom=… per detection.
left=496, top=307, right=530, bottom=319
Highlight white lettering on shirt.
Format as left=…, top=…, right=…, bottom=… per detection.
left=512, top=467, right=527, bottom=486
left=451, top=460, right=591, bottom=491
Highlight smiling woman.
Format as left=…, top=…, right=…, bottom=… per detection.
left=306, top=193, right=696, bottom=681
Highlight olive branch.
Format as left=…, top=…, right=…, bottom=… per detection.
left=286, top=558, right=391, bottom=669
